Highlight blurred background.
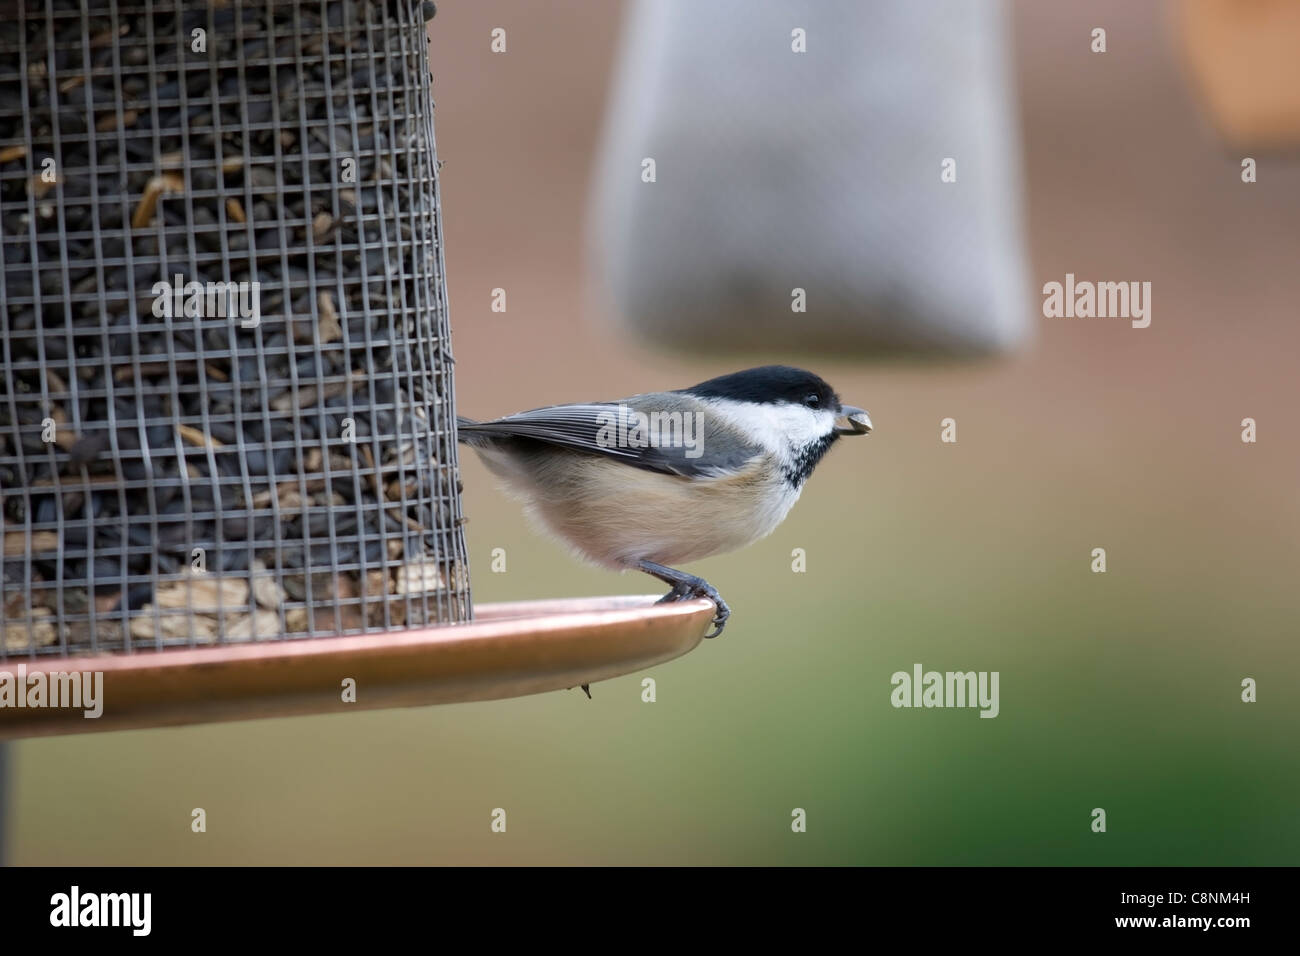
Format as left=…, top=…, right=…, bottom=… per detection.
left=7, top=0, right=1299, bottom=864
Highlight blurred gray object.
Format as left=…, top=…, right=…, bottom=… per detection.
left=590, top=0, right=1030, bottom=355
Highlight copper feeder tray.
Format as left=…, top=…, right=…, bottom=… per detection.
left=0, top=595, right=714, bottom=739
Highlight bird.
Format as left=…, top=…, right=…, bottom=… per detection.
left=456, top=365, right=871, bottom=642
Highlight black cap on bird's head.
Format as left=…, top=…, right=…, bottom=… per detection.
left=680, top=365, right=871, bottom=436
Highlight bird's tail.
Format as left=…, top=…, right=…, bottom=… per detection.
left=455, top=415, right=490, bottom=447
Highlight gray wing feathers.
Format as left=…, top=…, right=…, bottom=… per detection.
left=457, top=394, right=760, bottom=479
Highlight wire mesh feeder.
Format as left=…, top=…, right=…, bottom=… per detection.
left=0, top=0, right=715, bottom=736
left=0, top=1, right=469, bottom=654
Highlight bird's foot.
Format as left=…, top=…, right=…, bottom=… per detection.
left=640, top=560, right=731, bottom=638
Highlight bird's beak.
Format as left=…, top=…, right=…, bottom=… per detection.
left=835, top=405, right=872, bottom=436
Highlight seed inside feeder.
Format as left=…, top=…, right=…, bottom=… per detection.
left=0, top=0, right=471, bottom=656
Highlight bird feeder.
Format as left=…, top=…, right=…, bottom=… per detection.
left=0, top=0, right=711, bottom=738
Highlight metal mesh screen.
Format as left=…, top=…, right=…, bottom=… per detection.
left=0, top=0, right=471, bottom=659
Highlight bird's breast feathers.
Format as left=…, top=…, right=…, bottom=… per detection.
left=483, top=446, right=800, bottom=569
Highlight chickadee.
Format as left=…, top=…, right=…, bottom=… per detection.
left=457, top=365, right=871, bottom=639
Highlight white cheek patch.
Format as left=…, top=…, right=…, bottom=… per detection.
left=701, top=398, right=835, bottom=465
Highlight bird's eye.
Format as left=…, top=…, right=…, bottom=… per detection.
left=804, top=394, right=820, bottom=408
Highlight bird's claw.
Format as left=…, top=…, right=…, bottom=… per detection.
left=655, top=579, right=731, bottom=638
left=703, top=610, right=729, bottom=639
